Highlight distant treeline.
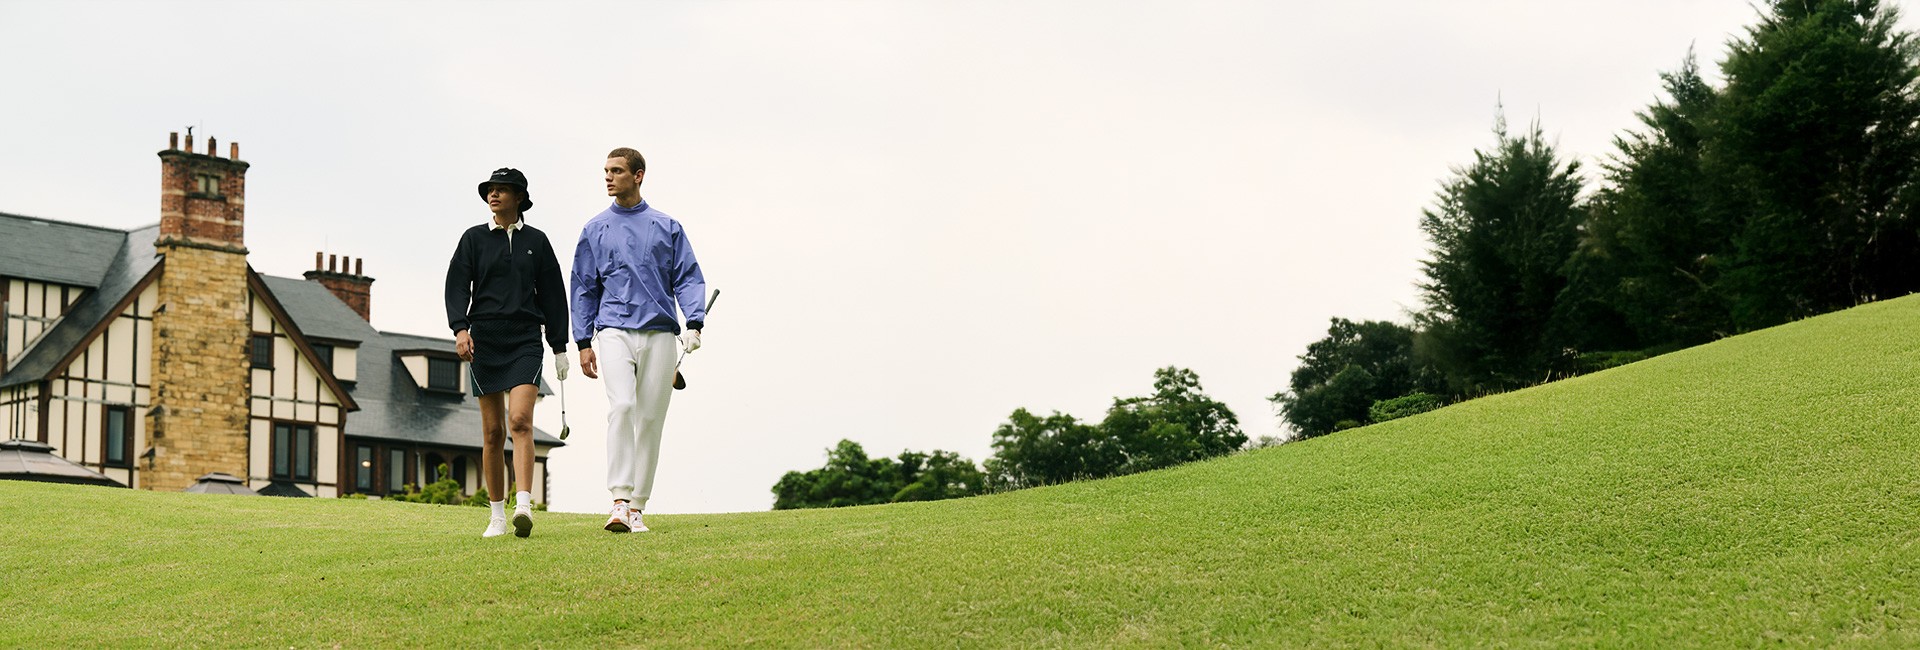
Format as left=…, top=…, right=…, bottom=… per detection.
left=772, top=367, right=1247, bottom=509
left=1277, top=0, right=1920, bottom=438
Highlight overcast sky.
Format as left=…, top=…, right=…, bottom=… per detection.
left=5, top=1, right=1895, bottom=514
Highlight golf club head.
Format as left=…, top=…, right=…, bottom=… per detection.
left=673, top=371, right=686, bottom=390
left=559, top=425, right=569, bottom=440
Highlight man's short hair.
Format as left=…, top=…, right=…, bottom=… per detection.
left=608, top=147, right=646, bottom=173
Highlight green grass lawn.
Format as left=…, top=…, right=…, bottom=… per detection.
left=8, top=296, right=1920, bottom=648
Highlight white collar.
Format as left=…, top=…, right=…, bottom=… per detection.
left=488, top=218, right=524, bottom=232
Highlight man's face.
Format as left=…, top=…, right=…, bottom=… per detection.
left=605, top=158, right=643, bottom=196
left=485, top=183, right=522, bottom=217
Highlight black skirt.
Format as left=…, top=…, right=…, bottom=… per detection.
left=468, top=319, right=544, bottom=397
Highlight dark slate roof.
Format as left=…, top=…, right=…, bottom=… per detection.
left=257, top=276, right=562, bottom=451
left=0, top=212, right=129, bottom=287
left=258, top=275, right=377, bottom=344
left=1, top=224, right=159, bottom=388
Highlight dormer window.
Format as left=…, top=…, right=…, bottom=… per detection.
left=398, top=351, right=464, bottom=394
left=428, top=357, right=460, bottom=392
left=311, top=343, right=333, bottom=372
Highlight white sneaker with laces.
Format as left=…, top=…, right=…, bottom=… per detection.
left=604, top=503, right=632, bottom=533
left=512, top=506, right=533, bottom=538
left=628, top=509, right=649, bottom=533
left=482, top=515, right=509, bottom=538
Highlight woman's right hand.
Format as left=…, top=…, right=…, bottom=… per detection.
left=455, top=329, right=474, bottom=361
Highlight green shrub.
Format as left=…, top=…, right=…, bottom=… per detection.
left=1572, top=350, right=1650, bottom=375
left=1369, top=392, right=1444, bottom=423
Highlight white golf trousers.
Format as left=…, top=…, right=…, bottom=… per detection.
left=596, top=328, right=678, bottom=508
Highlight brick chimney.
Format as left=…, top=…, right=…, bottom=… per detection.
left=157, top=129, right=249, bottom=250
left=305, top=252, right=375, bottom=321
left=146, top=131, right=252, bottom=492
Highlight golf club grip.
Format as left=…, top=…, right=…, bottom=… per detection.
left=674, top=288, right=716, bottom=392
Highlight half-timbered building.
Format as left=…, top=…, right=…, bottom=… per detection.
left=0, top=133, right=563, bottom=502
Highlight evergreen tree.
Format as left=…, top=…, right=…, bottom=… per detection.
left=1562, top=51, right=1728, bottom=349
left=1714, top=0, right=1920, bottom=328
left=1417, top=114, right=1586, bottom=395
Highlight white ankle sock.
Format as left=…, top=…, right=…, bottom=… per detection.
left=489, top=500, right=505, bottom=518
left=516, top=491, right=532, bottom=509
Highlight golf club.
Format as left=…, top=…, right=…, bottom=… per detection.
left=673, top=288, right=719, bottom=390
left=558, top=369, right=570, bottom=440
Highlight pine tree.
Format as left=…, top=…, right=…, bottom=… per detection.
left=1714, top=0, right=1920, bottom=328
left=1563, top=51, right=1728, bottom=349
left=1417, top=113, right=1586, bottom=396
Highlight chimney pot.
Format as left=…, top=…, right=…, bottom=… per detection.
left=355, top=258, right=364, bottom=276
left=314, top=252, right=323, bottom=271
left=184, top=133, right=193, bottom=152
left=207, top=137, right=217, bottom=156
left=328, top=254, right=338, bottom=273
left=230, top=142, right=239, bottom=160
left=169, top=132, right=178, bottom=150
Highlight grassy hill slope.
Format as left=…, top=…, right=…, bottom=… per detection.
left=7, top=296, right=1920, bottom=647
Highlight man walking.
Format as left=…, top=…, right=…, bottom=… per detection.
left=572, top=147, right=708, bottom=533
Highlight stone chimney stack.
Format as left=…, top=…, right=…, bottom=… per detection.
left=146, top=131, right=253, bottom=492
left=305, top=251, right=376, bottom=322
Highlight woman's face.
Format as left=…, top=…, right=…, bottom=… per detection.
left=485, top=183, right=523, bottom=218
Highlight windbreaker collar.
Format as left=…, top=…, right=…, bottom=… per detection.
left=610, top=198, right=650, bottom=215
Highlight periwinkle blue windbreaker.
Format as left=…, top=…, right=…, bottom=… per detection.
left=570, top=199, right=707, bottom=349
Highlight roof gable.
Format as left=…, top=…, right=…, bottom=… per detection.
left=246, top=270, right=359, bottom=412
left=1, top=224, right=160, bottom=387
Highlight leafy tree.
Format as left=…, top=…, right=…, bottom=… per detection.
left=1100, top=366, right=1245, bottom=473
left=1272, top=318, right=1439, bottom=438
left=890, top=450, right=988, bottom=503
left=1417, top=113, right=1585, bottom=395
left=772, top=440, right=987, bottom=510
left=772, top=440, right=899, bottom=509
left=985, top=367, right=1242, bottom=487
left=1712, top=0, right=1920, bottom=329
left=983, top=409, right=1122, bottom=489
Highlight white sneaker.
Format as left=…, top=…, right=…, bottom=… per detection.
left=628, top=509, right=649, bottom=533
left=482, top=515, right=509, bottom=538
left=512, top=506, right=533, bottom=538
left=604, top=503, right=632, bottom=533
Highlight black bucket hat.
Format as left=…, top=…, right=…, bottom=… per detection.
left=477, top=168, right=533, bottom=213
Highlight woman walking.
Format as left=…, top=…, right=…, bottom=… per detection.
left=445, top=167, right=570, bottom=538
